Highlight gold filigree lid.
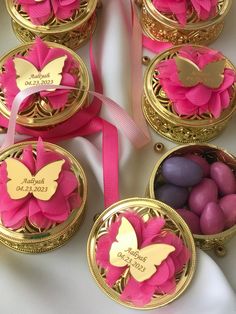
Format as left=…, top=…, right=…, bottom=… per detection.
left=0, top=141, right=87, bottom=253
left=0, top=41, right=89, bottom=128
left=87, top=198, right=196, bottom=310
left=143, top=0, right=232, bottom=30
left=5, top=0, right=98, bottom=34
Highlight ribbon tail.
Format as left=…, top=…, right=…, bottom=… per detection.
left=130, top=0, right=150, bottom=142
left=142, top=35, right=173, bottom=53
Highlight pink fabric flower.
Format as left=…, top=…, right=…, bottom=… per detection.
left=96, top=211, right=190, bottom=307
left=16, top=0, right=80, bottom=25
left=0, top=138, right=80, bottom=230
left=191, top=0, right=218, bottom=20
left=152, top=0, right=218, bottom=25
left=156, top=46, right=236, bottom=118
left=0, top=38, right=77, bottom=111
left=152, top=0, right=188, bottom=26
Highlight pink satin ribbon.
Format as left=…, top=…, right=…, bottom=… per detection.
left=0, top=88, right=148, bottom=208
left=0, top=23, right=150, bottom=209
left=130, top=1, right=150, bottom=141
left=142, top=35, right=173, bottom=53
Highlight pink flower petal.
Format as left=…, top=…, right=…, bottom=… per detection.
left=120, top=277, right=156, bottom=307
left=155, top=277, right=176, bottom=294
left=0, top=162, right=8, bottom=183
left=1, top=204, right=28, bottom=229
left=37, top=188, right=70, bottom=222
left=35, top=138, right=71, bottom=171
left=18, top=0, right=51, bottom=25
left=0, top=182, right=30, bottom=212
left=141, top=217, right=165, bottom=247
left=217, top=69, right=236, bottom=92
left=190, top=0, right=218, bottom=20
left=174, top=246, right=191, bottom=273
left=147, top=261, right=170, bottom=286
left=173, top=100, right=198, bottom=116
left=51, top=0, right=80, bottom=20
left=68, top=192, right=81, bottom=209
left=186, top=85, right=212, bottom=106
left=153, top=0, right=187, bottom=25
left=96, top=234, right=113, bottom=268
left=58, top=170, right=78, bottom=196
left=220, top=90, right=230, bottom=109
left=21, top=145, right=36, bottom=173
left=28, top=198, right=53, bottom=229
left=106, top=265, right=127, bottom=287
left=208, top=93, right=222, bottom=118
left=96, top=220, right=121, bottom=268
left=26, top=37, right=49, bottom=69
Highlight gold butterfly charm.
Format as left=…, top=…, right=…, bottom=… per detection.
left=5, top=158, right=65, bottom=201
left=175, top=56, right=226, bottom=89
left=13, top=55, right=67, bottom=91
left=109, top=217, right=175, bottom=282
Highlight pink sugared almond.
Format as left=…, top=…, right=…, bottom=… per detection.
left=176, top=209, right=201, bottom=234
left=210, top=162, right=236, bottom=196
left=188, top=178, right=218, bottom=216
left=200, top=202, right=225, bottom=235
left=219, top=194, right=236, bottom=229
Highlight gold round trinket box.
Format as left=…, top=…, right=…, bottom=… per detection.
left=5, top=0, right=99, bottom=50
left=87, top=197, right=196, bottom=309
left=143, top=45, right=236, bottom=143
left=0, top=41, right=89, bottom=129
left=148, top=144, right=236, bottom=256
left=140, top=0, right=232, bottom=46
left=0, top=141, right=87, bottom=253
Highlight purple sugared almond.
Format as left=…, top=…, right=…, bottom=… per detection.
left=219, top=194, right=236, bottom=229
left=200, top=202, right=225, bottom=235
left=155, top=184, right=189, bottom=209
left=185, top=154, right=210, bottom=177
left=176, top=209, right=201, bottom=234
left=210, top=162, right=236, bottom=196
left=162, top=157, right=203, bottom=187
left=188, top=178, right=218, bottom=216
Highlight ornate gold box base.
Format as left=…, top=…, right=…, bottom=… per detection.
left=6, top=0, right=98, bottom=50
left=140, top=0, right=232, bottom=46
left=142, top=45, right=236, bottom=144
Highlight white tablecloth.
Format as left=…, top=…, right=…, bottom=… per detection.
left=0, top=1, right=235, bottom=313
